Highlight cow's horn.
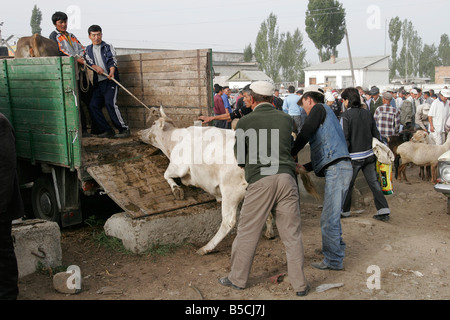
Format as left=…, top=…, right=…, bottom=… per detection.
left=160, top=105, right=167, bottom=118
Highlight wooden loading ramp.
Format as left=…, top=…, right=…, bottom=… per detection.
left=82, top=136, right=215, bottom=219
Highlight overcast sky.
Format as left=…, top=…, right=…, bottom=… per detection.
left=1, top=0, right=448, bottom=64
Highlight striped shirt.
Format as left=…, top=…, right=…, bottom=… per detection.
left=374, top=104, right=400, bottom=139
left=50, top=30, right=85, bottom=57
left=349, top=149, right=374, bottom=161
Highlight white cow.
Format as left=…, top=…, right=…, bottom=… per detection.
left=138, top=107, right=318, bottom=255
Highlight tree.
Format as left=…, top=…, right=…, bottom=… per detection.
left=254, top=13, right=283, bottom=82
left=30, top=5, right=42, bottom=35
left=279, top=29, right=307, bottom=83
left=396, top=19, right=422, bottom=81
left=438, top=34, right=450, bottom=66
left=243, top=44, right=253, bottom=62
left=419, top=44, right=439, bottom=81
left=388, top=16, right=402, bottom=80
left=305, top=0, right=346, bottom=62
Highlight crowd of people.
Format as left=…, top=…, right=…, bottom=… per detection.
left=204, top=80, right=450, bottom=297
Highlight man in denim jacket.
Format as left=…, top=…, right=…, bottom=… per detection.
left=292, top=85, right=352, bottom=271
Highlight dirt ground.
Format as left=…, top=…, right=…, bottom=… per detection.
left=17, top=166, right=449, bottom=301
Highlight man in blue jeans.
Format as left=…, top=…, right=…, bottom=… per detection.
left=282, top=86, right=307, bottom=134
left=291, top=85, right=352, bottom=271
left=340, top=87, right=391, bottom=221
left=85, top=25, right=130, bottom=139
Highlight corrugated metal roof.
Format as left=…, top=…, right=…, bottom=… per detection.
left=228, top=70, right=273, bottom=82
left=304, top=55, right=389, bottom=71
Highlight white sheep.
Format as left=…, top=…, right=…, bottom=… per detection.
left=410, top=130, right=436, bottom=181
left=397, top=133, right=450, bottom=183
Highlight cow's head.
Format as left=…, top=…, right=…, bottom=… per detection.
left=138, top=106, right=176, bottom=153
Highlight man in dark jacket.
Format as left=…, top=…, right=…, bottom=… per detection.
left=0, top=113, right=24, bottom=300
left=85, top=25, right=130, bottom=139
left=291, top=85, right=352, bottom=271
left=340, top=88, right=390, bottom=222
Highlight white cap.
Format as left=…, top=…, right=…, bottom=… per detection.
left=325, top=92, right=335, bottom=102
left=303, top=85, right=324, bottom=95
left=250, top=81, right=275, bottom=96
left=441, top=89, right=450, bottom=98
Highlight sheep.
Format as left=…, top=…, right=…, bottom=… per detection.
left=410, top=130, right=435, bottom=181
left=396, top=134, right=450, bottom=184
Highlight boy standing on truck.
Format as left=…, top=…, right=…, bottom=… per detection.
left=85, top=25, right=130, bottom=139
left=49, top=11, right=95, bottom=137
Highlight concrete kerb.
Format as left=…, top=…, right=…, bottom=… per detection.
left=104, top=202, right=223, bottom=254
left=12, top=219, right=62, bottom=278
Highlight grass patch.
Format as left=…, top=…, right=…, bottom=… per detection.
left=144, top=243, right=180, bottom=258
left=84, top=215, right=107, bottom=228
left=36, top=261, right=68, bottom=276
left=91, top=230, right=133, bottom=255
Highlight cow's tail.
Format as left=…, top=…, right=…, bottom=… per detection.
left=298, top=169, right=320, bottom=201
left=31, top=33, right=41, bottom=57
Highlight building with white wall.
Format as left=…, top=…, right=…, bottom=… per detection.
left=304, top=55, right=390, bottom=89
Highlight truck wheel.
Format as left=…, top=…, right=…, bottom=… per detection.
left=32, top=175, right=60, bottom=223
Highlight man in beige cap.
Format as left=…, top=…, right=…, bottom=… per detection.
left=219, top=81, right=309, bottom=297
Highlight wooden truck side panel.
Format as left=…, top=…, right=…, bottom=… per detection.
left=0, top=57, right=81, bottom=170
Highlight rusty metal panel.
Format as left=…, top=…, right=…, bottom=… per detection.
left=85, top=138, right=215, bottom=219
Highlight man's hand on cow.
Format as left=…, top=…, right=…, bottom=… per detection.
left=295, top=163, right=306, bottom=175
left=198, top=116, right=212, bottom=124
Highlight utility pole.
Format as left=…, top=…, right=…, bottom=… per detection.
left=405, top=38, right=408, bottom=84
left=384, top=19, right=387, bottom=56
left=345, top=27, right=356, bottom=87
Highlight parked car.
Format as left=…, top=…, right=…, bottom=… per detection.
left=433, top=150, right=450, bottom=214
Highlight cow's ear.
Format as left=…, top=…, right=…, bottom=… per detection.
left=159, top=118, right=166, bottom=129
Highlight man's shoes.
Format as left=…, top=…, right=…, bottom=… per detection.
left=296, top=285, right=310, bottom=297
left=341, top=211, right=351, bottom=218
left=218, top=277, right=243, bottom=290
left=373, top=214, right=390, bottom=222
left=311, top=261, right=343, bottom=271
left=114, top=129, right=131, bottom=139
left=97, top=131, right=115, bottom=138
left=82, top=131, right=91, bottom=138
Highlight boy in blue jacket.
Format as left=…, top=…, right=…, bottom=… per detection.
left=85, top=25, right=130, bottom=138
